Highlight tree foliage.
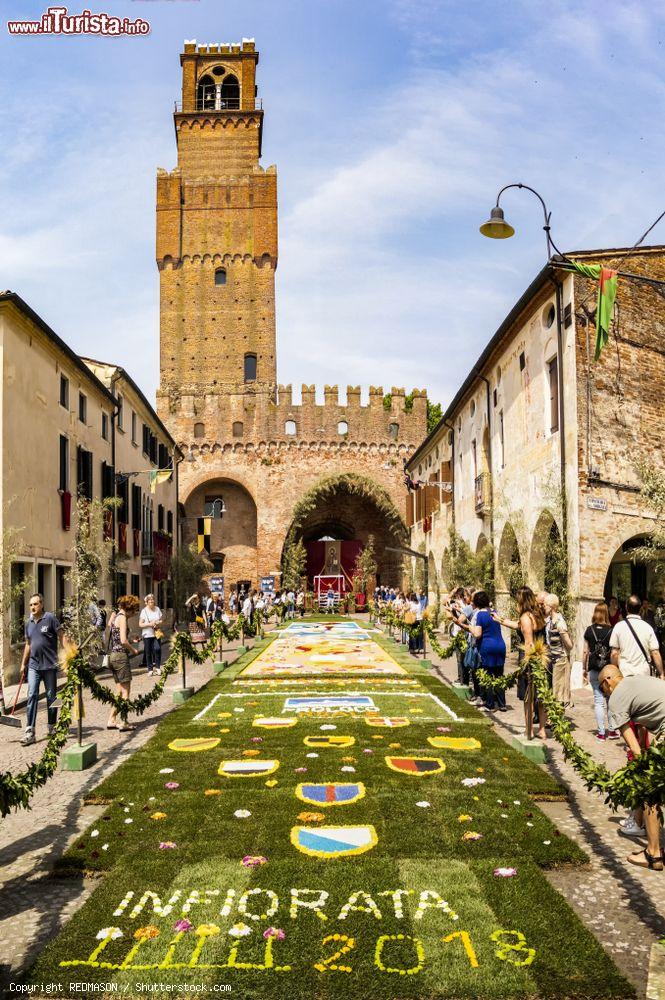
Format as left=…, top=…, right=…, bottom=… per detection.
left=352, top=535, right=378, bottom=594
left=281, top=537, right=307, bottom=592
left=635, top=461, right=665, bottom=573
left=62, top=497, right=115, bottom=654
left=441, top=529, right=495, bottom=600
left=169, top=543, right=212, bottom=624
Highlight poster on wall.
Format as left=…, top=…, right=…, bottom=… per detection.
left=210, top=575, right=225, bottom=597
left=260, top=575, right=276, bottom=594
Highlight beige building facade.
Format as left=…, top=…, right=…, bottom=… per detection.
left=82, top=361, right=180, bottom=617
left=0, top=292, right=115, bottom=683
left=406, top=247, right=665, bottom=661
left=0, top=294, right=182, bottom=684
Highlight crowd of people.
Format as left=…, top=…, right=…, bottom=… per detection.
left=17, top=584, right=307, bottom=747
left=437, top=585, right=664, bottom=873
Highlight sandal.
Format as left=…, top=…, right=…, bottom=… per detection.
left=117, top=724, right=135, bottom=733
left=627, top=849, right=664, bottom=871
left=106, top=724, right=117, bottom=730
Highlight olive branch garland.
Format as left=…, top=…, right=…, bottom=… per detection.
left=0, top=610, right=268, bottom=817
left=372, top=603, right=468, bottom=657
left=477, top=643, right=665, bottom=810
left=0, top=659, right=78, bottom=818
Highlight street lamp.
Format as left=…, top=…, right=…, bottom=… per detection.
left=208, top=497, right=227, bottom=518
left=479, top=183, right=568, bottom=262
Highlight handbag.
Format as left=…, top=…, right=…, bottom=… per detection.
left=154, top=628, right=164, bottom=641
left=404, top=611, right=417, bottom=625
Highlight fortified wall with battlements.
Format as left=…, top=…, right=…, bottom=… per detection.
left=158, top=40, right=429, bottom=589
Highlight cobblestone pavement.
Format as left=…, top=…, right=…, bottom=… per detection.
left=0, top=631, right=269, bottom=990
left=419, top=631, right=665, bottom=999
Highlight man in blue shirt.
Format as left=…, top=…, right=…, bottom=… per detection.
left=20, top=593, right=63, bottom=746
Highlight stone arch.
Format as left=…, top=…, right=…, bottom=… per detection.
left=529, top=509, right=560, bottom=590
left=603, top=531, right=664, bottom=605
left=476, top=532, right=489, bottom=554
left=284, top=473, right=407, bottom=589
left=182, top=476, right=258, bottom=589
left=497, top=521, right=524, bottom=595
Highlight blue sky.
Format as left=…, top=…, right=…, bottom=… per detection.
left=1, top=0, right=664, bottom=407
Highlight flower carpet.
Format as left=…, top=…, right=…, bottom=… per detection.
left=27, top=620, right=632, bottom=998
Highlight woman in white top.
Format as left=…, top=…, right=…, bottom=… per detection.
left=139, top=594, right=163, bottom=676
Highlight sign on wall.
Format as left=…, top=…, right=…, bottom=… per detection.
left=261, top=575, right=276, bottom=593
left=210, top=575, right=225, bottom=596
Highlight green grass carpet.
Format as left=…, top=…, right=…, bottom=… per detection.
left=26, top=621, right=632, bottom=999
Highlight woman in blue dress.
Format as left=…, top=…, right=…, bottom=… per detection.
left=459, top=590, right=507, bottom=711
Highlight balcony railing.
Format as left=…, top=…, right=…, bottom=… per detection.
left=474, top=473, right=490, bottom=515
left=174, top=98, right=263, bottom=113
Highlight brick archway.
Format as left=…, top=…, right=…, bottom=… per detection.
left=284, top=473, right=407, bottom=589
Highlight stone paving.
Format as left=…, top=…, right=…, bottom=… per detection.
left=418, top=628, right=665, bottom=1000
left=1, top=617, right=664, bottom=998
left=0, top=630, right=267, bottom=990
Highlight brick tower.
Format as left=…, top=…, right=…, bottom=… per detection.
left=157, top=39, right=277, bottom=402
left=157, top=41, right=427, bottom=593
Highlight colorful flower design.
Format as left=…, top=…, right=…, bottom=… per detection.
left=263, top=927, right=285, bottom=940
left=462, top=831, right=483, bottom=841
left=174, top=919, right=193, bottom=932
left=150, top=812, right=167, bottom=820
left=493, top=867, right=517, bottom=878
left=297, top=811, right=325, bottom=822
left=96, top=927, right=123, bottom=940
left=204, top=789, right=221, bottom=796
left=134, top=925, right=160, bottom=940
left=164, top=782, right=180, bottom=790
left=458, top=814, right=473, bottom=822
left=228, top=922, right=252, bottom=937
left=241, top=855, right=267, bottom=868
left=159, top=841, right=177, bottom=850
left=234, top=809, right=251, bottom=819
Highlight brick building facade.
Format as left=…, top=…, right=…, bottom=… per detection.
left=156, top=41, right=427, bottom=591
left=405, top=246, right=665, bottom=662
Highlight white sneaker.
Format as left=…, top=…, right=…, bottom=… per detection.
left=618, top=817, right=646, bottom=838
left=20, top=730, right=36, bottom=746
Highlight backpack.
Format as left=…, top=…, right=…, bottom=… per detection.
left=588, top=626, right=611, bottom=672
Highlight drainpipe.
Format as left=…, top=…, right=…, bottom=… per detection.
left=551, top=274, right=568, bottom=547
left=109, top=371, right=122, bottom=604
left=474, top=370, right=495, bottom=559
left=443, top=419, right=455, bottom=530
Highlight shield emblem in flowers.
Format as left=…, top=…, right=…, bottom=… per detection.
left=427, top=736, right=482, bottom=751
left=365, top=716, right=410, bottom=728
left=296, top=782, right=366, bottom=807
left=218, top=760, right=280, bottom=778
left=385, top=756, right=446, bottom=776
left=291, top=825, right=377, bottom=858
left=168, top=738, right=221, bottom=752
left=303, top=735, right=355, bottom=749
left=252, top=717, right=298, bottom=729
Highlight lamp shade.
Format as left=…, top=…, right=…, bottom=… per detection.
left=479, top=206, right=515, bottom=240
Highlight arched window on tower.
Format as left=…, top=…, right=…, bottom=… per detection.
left=337, top=421, right=348, bottom=435
left=220, top=74, right=240, bottom=109
left=232, top=421, right=244, bottom=438
left=197, top=74, right=216, bottom=111
left=194, top=422, right=205, bottom=439
left=214, top=267, right=227, bottom=286
left=284, top=420, right=297, bottom=436
left=389, top=422, right=399, bottom=440
left=244, top=353, right=257, bottom=382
